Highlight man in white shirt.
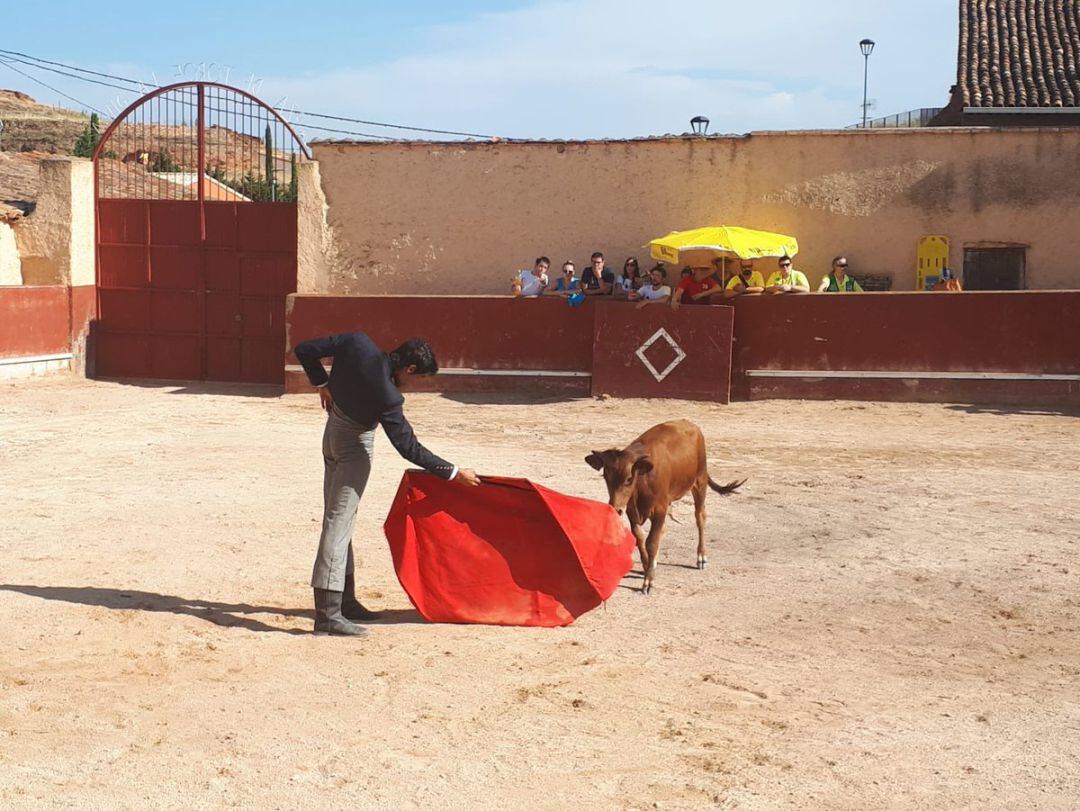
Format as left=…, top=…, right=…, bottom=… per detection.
left=629, top=265, right=672, bottom=309
left=511, top=257, right=550, bottom=297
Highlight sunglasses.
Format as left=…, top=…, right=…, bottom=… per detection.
left=835, top=263, right=848, bottom=268
left=779, top=262, right=792, bottom=268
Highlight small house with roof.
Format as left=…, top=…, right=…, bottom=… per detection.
left=932, top=0, right=1080, bottom=126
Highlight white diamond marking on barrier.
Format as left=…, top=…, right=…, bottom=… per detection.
left=635, top=328, right=687, bottom=383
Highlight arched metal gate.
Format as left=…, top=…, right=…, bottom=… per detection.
left=92, top=82, right=309, bottom=383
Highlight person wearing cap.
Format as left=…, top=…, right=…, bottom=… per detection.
left=817, top=256, right=863, bottom=293
left=932, top=267, right=963, bottom=292
left=725, top=261, right=765, bottom=297
left=671, top=264, right=723, bottom=309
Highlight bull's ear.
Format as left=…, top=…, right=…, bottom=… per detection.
left=585, top=451, right=605, bottom=471
left=632, top=456, right=653, bottom=476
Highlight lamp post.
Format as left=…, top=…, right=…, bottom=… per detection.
left=690, top=115, right=709, bottom=136
left=860, top=38, right=875, bottom=128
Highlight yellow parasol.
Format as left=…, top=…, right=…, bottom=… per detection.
left=649, top=226, right=799, bottom=265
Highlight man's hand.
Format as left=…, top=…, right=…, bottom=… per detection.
left=454, top=468, right=481, bottom=487
left=318, top=386, right=334, bottom=413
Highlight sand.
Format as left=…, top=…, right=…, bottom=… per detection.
left=1, top=376, right=1078, bottom=809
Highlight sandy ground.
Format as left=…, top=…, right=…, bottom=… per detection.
left=1, top=376, right=1078, bottom=809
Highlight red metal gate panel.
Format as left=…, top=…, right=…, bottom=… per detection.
left=591, top=302, right=734, bottom=402
left=93, top=81, right=307, bottom=384
left=96, top=199, right=297, bottom=382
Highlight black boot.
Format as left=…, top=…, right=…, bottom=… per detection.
left=313, top=588, right=368, bottom=637
left=342, top=574, right=383, bottom=622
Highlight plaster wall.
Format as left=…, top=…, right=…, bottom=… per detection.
left=307, top=128, right=1080, bottom=294
left=12, top=158, right=95, bottom=286
left=0, top=223, right=20, bottom=285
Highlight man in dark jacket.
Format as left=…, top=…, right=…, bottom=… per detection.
left=295, top=333, right=480, bottom=637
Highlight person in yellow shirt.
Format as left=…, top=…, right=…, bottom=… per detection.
left=725, top=262, right=765, bottom=297
left=765, top=256, right=810, bottom=294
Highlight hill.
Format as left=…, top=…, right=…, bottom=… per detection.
left=0, top=89, right=92, bottom=153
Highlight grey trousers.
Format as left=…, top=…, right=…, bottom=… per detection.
left=311, top=405, right=375, bottom=591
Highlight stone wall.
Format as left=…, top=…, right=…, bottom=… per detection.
left=0, top=222, right=20, bottom=284
left=12, top=158, right=95, bottom=286
left=303, top=127, right=1080, bottom=294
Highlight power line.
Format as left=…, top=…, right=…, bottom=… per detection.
left=0, top=59, right=106, bottom=115
left=0, top=53, right=146, bottom=95
left=0, top=47, right=501, bottom=139
left=0, top=48, right=147, bottom=88
left=276, top=108, right=495, bottom=139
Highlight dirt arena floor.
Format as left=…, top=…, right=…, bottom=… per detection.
left=1, top=376, right=1078, bottom=809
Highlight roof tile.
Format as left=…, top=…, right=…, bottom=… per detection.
left=959, top=1, right=1080, bottom=108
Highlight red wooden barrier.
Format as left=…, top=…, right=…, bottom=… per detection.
left=591, top=302, right=733, bottom=402
left=729, top=292, right=1080, bottom=404
left=0, top=286, right=72, bottom=360
left=285, top=292, right=1080, bottom=406
left=286, top=295, right=595, bottom=370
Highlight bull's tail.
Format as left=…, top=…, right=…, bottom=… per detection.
left=707, top=476, right=746, bottom=495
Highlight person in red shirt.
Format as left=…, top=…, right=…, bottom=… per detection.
left=671, top=265, right=724, bottom=309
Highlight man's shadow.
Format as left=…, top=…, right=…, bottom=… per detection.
left=0, top=585, right=425, bottom=635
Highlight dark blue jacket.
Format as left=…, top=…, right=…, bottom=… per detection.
left=294, top=332, right=455, bottom=479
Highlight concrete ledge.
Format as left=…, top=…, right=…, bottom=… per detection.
left=0, top=353, right=73, bottom=380
left=284, top=367, right=590, bottom=396
left=746, top=376, right=1080, bottom=407
left=746, top=369, right=1080, bottom=381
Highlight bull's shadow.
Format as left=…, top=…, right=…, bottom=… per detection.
left=0, top=585, right=424, bottom=634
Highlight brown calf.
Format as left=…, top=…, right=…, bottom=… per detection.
left=585, top=420, right=745, bottom=595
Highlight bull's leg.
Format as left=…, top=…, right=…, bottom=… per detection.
left=692, top=481, right=708, bottom=570
left=641, top=512, right=668, bottom=596
left=630, top=522, right=648, bottom=575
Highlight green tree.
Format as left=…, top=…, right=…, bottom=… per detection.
left=149, top=149, right=182, bottom=172
left=288, top=153, right=298, bottom=201
left=263, top=124, right=278, bottom=202
left=72, top=113, right=102, bottom=157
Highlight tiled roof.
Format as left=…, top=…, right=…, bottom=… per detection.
left=959, top=0, right=1080, bottom=108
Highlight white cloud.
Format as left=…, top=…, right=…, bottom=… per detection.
left=258, top=0, right=956, bottom=140
left=3, top=0, right=957, bottom=139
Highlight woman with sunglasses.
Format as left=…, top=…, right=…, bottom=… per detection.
left=818, top=256, right=864, bottom=293
left=614, top=257, right=644, bottom=299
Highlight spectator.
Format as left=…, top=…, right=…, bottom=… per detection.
left=511, top=256, right=551, bottom=297
left=629, top=265, right=672, bottom=309
left=614, top=257, right=644, bottom=298
left=933, top=267, right=963, bottom=292
left=817, top=256, right=863, bottom=293
left=546, top=260, right=580, bottom=296
left=671, top=264, right=723, bottom=309
left=725, top=261, right=765, bottom=297
left=581, top=251, right=615, bottom=296
left=765, top=256, right=811, bottom=294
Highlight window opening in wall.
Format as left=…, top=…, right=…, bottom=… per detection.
left=962, top=247, right=1026, bottom=291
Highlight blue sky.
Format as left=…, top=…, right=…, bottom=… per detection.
left=4, top=0, right=959, bottom=140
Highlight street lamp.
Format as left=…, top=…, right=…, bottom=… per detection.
left=690, top=115, right=710, bottom=136
left=860, top=38, right=875, bottom=129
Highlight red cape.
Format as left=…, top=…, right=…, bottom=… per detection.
left=384, top=472, right=635, bottom=627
